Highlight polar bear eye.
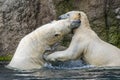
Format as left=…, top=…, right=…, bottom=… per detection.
left=78, top=13, right=81, bottom=17
left=67, top=14, right=69, bottom=16
left=55, top=33, right=60, bottom=37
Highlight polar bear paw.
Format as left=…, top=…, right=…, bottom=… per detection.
left=45, top=54, right=57, bottom=62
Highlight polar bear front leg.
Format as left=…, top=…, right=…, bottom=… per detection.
left=45, top=38, right=84, bottom=62
left=45, top=50, right=70, bottom=61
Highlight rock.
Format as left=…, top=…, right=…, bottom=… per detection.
left=0, top=0, right=120, bottom=56
left=0, top=0, right=56, bottom=56
left=53, top=0, right=120, bottom=48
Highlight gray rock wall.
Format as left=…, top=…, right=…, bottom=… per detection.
left=53, top=0, right=120, bottom=48
left=0, top=0, right=56, bottom=56
left=0, top=0, right=119, bottom=57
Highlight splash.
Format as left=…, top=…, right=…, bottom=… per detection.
left=44, top=60, right=94, bottom=69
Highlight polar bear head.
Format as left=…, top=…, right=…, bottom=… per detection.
left=59, top=11, right=81, bottom=20
left=59, top=11, right=81, bottom=30
left=59, top=11, right=90, bottom=30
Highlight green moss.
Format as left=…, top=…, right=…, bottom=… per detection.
left=0, top=55, right=12, bottom=61
left=54, top=0, right=74, bottom=17
left=90, top=17, right=107, bottom=42
left=108, top=26, right=120, bottom=48
left=107, top=11, right=120, bottom=48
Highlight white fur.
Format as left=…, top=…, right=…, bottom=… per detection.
left=46, top=11, right=120, bottom=67
left=7, top=19, right=73, bottom=70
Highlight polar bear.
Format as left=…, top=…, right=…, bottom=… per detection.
left=46, top=11, right=120, bottom=67
left=7, top=17, right=81, bottom=70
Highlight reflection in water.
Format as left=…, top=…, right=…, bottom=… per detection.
left=0, top=61, right=120, bottom=80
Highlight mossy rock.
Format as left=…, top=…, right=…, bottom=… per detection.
left=53, top=0, right=74, bottom=17
left=0, top=55, right=12, bottom=61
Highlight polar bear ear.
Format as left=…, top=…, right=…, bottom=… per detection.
left=72, top=13, right=81, bottom=20
left=75, top=13, right=81, bottom=20
left=55, top=32, right=61, bottom=37
left=78, top=13, right=81, bottom=19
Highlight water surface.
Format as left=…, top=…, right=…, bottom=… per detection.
left=0, top=61, right=120, bottom=80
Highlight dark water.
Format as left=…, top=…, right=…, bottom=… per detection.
left=0, top=61, right=120, bottom=80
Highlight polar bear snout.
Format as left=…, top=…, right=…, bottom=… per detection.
left=59, top=11, right=81, bottom=32
left=58, top=14, right=69, bottom=19
left=58, top=11, right=81, bottom=20
left=70, top=20, right=81, bottom=29
left=69, top=20, right=81, bottom=34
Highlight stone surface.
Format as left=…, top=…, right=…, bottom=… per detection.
left=0, top=0, right=120, bottom=56
left=0, top=0, right=56, bottom=56
left=53, top=0, right=120, bottom=48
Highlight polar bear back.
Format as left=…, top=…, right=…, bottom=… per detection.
left=85, top=39, right=120, bottom=66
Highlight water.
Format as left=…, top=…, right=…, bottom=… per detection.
left=0, top=61, right=120, bottom=80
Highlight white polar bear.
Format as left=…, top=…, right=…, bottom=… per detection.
left=46, top=11, right=120, bottom=67
left=7, top=18, right=81, bottom=70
